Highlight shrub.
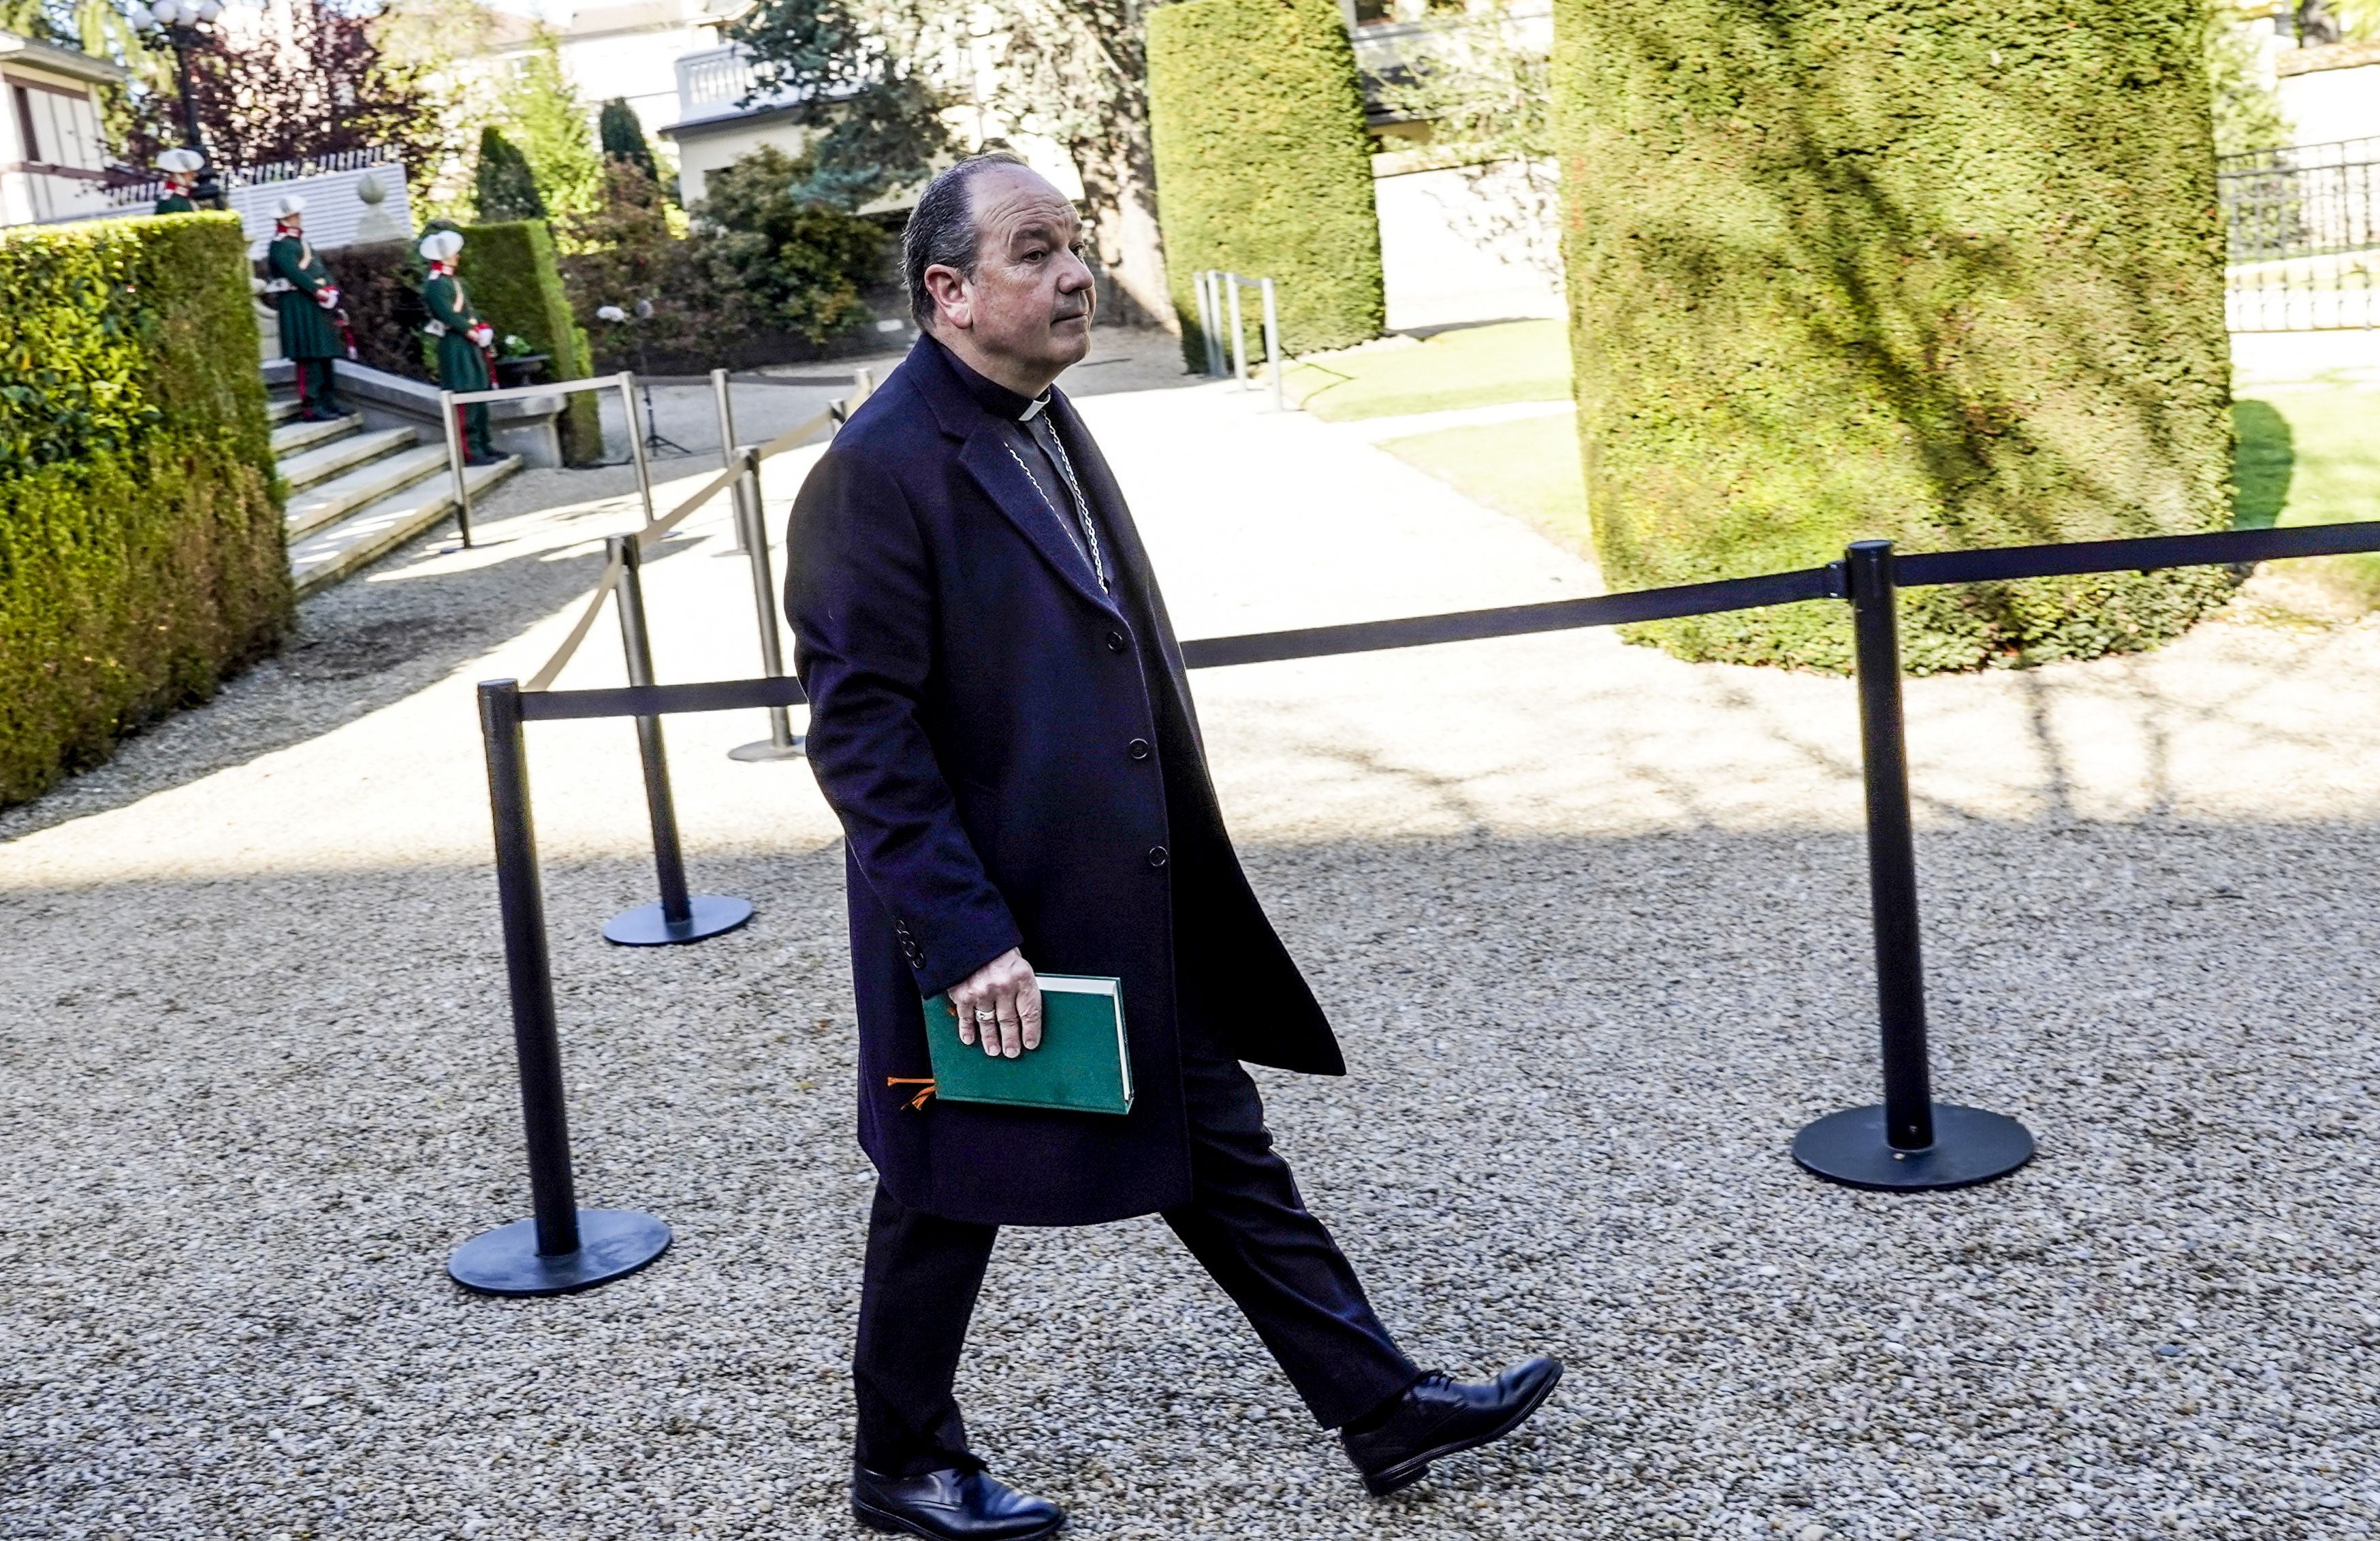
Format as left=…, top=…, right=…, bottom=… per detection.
left=598, top=97, right=661, bottom=186
left=475, top=127, right=546, bottom=222
left=1553, top=0, right=2236, bottom=672
left=329, top=238, right=433, bottom=381
left=0, top=214, right=289, bottom=807
left=691, top=148, right=886, bottom=342
left=1147, top=0, right=1384, bottom=363
left=457, top=219, right=601, bottom=462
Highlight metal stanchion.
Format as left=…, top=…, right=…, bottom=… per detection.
left=728, top=445, right=804, bottom=763
left=616, top=371, right=656, bottom=527
left=437, top=387, right=474, bottom=547
left=711, top=367, right=746, bottom=555
left=1225, top=273, right=1248, bottom=388
left=599, top=535, right=755, bottom=945
left=1260, top=276, right=1284, bottom=413
left=1792, top=539, right=2035, bottom=1191
left=448, top=678, right=672, bottom=1296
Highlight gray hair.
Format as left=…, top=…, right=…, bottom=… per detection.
left=903, top=151, right=1030, bottom=330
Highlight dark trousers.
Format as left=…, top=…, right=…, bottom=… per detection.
left=853, top=1021, right=1419, bottom=1476
left=293, top=358, right=341, bottom=415
left=454, top=401, right=493, bottom=460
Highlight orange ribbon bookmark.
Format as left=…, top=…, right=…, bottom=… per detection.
left=887, top=1077, right=936, bottom=1111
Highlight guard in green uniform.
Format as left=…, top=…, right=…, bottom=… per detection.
left=153, top=148, right=202, bottom=215
left=266, top=196, right=347, bottom=420
left=419, top=229, right=498, bottom=465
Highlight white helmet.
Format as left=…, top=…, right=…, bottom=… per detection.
left=273, top=193, right=306, bottom=219
left=419, top=230, right=464, bottom=262
left=157, top=147, right=202, bottom=174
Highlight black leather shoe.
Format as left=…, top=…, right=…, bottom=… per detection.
left=851, top=1464, right=1064, bottom=1540
left=1341, top=1356, right=1564, bottom=1496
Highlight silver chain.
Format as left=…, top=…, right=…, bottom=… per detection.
left=1004, top=424, right=1107, bottom=591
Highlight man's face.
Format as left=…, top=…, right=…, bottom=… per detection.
left=927, top=165, right=1095, bottom=386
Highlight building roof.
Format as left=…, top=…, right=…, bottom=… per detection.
left=0, top=29, right=130, bottom=85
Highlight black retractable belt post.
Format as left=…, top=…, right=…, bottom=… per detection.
left=1791, top=539, right=2035, bottom=1191
left=599, top=535, right=756, bottom=946
left=449, top=678, right=673, bottom=1295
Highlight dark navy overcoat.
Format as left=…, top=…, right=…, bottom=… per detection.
left=784, top=338, right=1343, bottom=1226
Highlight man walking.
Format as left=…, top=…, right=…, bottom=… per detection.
left=785, top=153, right=1560, bottom=1541
left=264, top=196, right=346, bottom=421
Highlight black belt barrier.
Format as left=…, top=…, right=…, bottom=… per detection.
left=450, top=518, right=2380, bottom=1295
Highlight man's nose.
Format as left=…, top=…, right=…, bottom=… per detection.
left=1057, top=248, right=1094, bottom=291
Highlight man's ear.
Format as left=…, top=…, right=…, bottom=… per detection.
left=922, top=264, right=972, bottom=332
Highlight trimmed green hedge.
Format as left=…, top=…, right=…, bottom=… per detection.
left=0, top=213, right=289, bottom=807
left=459, top=219, right=601, bottom=464
left=1149, top=0, right=1384, bottom=364
left=1553, top=0, right=2236, bottom=671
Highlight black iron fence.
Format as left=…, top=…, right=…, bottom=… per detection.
left=451, top=512, right=2380, bottom=1297
left=2219, top=136, right=2380, bottom=332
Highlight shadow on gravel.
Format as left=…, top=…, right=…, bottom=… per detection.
left=2, top=822, right=2375, bottom=1536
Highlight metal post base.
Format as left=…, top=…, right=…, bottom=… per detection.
left=602, top=893, right=755, bottom=946
left=728, top=736, right=806, bottom=761
left=447, top=1207, right=673, bottom=1297
left=1792, top=1102, right=2035, bottom=1192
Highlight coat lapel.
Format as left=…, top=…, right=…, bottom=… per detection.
left=956, top=420, right=1123, bottom=618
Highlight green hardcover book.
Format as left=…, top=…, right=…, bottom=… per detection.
left=921, top=974, right=1133, bottom=1115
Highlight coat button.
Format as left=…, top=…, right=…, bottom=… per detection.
left=1147, top=845, right=1169, bottom=869
left=1128, top=738, right=1150, bottom=761
left=1106, top=631, right=1127, bottom=652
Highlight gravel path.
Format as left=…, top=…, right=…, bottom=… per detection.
left=4, top=332, right=2377, bottom=1540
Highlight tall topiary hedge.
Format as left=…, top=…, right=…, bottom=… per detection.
left=0, top=213, right=289, bottom=807
left=1148, top=0, right=1384, bottom=365
left=458, top=219, right=601, bottom=463
left=1553, top=0, right=2236, bottom=672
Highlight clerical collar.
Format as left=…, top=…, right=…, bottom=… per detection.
left=932, top=336, right=1054, bottom=424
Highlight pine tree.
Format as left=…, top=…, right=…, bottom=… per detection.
left=474, top=126, right=548, bottom=222
left=597, top=98, right=659, bottom=184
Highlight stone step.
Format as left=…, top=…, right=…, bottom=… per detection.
left=270, top=412, right=361, bottom=458
left=289, top=454, right=520, bottom=599
left=283, top=443, right=456, bottom=539
left=276, top=426, right=418, bottom=492
left=266, top=396, right=302, bottom=424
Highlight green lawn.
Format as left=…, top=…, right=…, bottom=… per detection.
left=1376, top=391, right=2380, bottom=601
left=2232, top=390, right=2380, bottom=605
left=1376, top=413, right=1592, bottom=559
left=1282, top=319, right=1571, bottom=422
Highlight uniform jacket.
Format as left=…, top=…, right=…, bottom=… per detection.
left=267, top=234, right=341, bottom=361
left=784, top=337, right=1342, bottom=1227
left=421, top=270, right=491, bottom=392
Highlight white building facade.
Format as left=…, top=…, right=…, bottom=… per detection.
left=0, top=32, right=125, bottom=227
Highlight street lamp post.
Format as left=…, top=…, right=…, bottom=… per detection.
left=129, top=0, right=226, bottom=208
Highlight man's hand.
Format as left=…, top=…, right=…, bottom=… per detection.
left=947, top=947, right=1042, bottom=1058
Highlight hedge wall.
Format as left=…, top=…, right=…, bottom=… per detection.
left=1553, top=0, right=2236, bottom=671
left=0, top=213, right=289, bottom=807
left=1148, top=0, right=1384, bottom=366
left=459, top=219, right=601, bottom=464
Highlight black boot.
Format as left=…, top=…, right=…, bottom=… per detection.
left=1340, top=1356, right=1564, bottom=1497
left=851, top=1464, right=1064, bottom=1540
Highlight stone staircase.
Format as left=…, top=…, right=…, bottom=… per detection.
left=270, top=394, right=520, bottom=598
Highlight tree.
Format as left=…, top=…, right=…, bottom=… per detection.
left=727, top=0, right=953, bottom=210
left=692, top=145, right=887, bottom=340
left=474, top=125, right=546, bottom=220
left=505, top=35, right=605, bottom=223
left=122, top=0, right=439, bottom=172
left=597, top=97, right=659, bottom=185
left=2207, top=13, right=2290, bottom=157
left=1373, top=0, right=1559, bottom=280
